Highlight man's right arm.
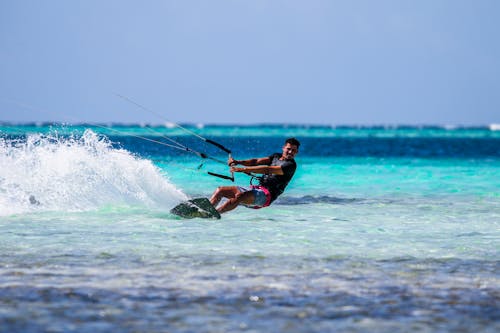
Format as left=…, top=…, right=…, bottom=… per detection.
left=228, top=156, right=271, bottom=166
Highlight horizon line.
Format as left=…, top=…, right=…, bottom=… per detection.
left=1, top=121, right=500, bottom=130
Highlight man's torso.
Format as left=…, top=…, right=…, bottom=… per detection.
left=259, top=153, right=297, bottom=202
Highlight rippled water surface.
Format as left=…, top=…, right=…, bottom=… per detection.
left=1, top=124, right=499, bottom=332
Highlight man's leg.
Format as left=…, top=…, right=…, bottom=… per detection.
left=210, top=186, right=255, bottom=213
left=216, top=190, right=255, bottom=214
left=210, top=186, right=239, bottom=207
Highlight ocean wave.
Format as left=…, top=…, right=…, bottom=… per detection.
left=0, top=130, right=187, bottom=216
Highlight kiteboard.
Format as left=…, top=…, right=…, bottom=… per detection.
left=170, top=197, right=221, bottom=219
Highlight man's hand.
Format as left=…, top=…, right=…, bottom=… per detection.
left=230, top=166, right=252, bottom=175
left=228, top=157, right=238, bottom=166
left=230, top=166, right=244, bottom=173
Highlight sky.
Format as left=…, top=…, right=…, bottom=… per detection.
left=0, top=0, right=499, bottom=125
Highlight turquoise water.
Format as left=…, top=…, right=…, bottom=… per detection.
left=0, top=125, right=499, bottom=332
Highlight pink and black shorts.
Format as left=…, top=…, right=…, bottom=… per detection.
left=238, top=185, right=271, bottom=209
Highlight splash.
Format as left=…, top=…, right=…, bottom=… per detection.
left=0, top=130, right=187, bottom=216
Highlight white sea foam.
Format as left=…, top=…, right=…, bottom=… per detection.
left=489, top=123, right=500, bottom=131
left=0, top=130, right=187, bottom=216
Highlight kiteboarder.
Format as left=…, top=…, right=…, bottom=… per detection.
left=209, top=137, right=300, bottom=213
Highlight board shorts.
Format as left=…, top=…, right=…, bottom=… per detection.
left=238, top=185, right=271, bottom=209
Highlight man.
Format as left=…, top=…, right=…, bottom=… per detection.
left=210, top=137, right=300, bottom=214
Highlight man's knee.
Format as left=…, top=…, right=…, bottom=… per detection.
left=214, top=186, right=226, bottom=195
left=214, top=186, right=237, bottom=199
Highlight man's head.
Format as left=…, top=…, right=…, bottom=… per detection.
left=282, top=137, right=300, bottom=160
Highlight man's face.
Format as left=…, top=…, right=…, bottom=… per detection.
left=282, top=143, right=299, bottom=160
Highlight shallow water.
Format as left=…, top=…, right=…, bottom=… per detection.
left=0, top=125, right=499, bottom=332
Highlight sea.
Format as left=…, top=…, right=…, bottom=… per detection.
left=0, top=123, right=499, bottom=333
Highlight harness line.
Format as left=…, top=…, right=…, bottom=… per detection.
left=115, top=94, right=234, bottom=181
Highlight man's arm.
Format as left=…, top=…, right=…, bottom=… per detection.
left=230, top=165, right=284, bottom=176
left=228, top=156, right=271, bottom=167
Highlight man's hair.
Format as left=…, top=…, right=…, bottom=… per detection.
left=285, top=137, right=300, bottom=148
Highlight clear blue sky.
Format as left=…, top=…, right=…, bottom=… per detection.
left=1, top=0, right=499, bottom=125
